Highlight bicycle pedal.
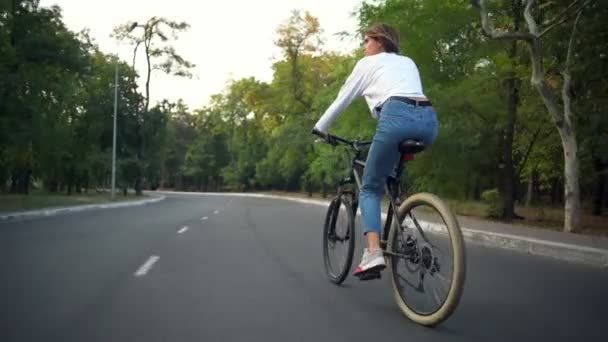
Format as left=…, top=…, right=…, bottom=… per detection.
left=356, top=270, right=382, bottom=281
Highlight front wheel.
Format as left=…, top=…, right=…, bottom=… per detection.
left=323, top=195, right=355, bottom=284
left=387, top=192, right=466, bottom=327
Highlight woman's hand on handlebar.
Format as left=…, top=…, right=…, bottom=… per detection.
left=311, top=128, right=338, bottom=146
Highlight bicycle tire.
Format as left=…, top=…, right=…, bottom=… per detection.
left=323, top=195, right=356, bottom=284
left=387, top=192, right=466, bottom=326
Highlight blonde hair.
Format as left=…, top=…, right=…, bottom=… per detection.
left=366, top=24, right=401, bottom=54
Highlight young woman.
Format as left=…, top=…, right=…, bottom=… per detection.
left=312, top=24, right=438, bottom=278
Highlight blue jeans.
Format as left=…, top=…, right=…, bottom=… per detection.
left=360, top=99, right=438, bottom=235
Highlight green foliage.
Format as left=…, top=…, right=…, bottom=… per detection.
left=481, top=188, right=502, bottom=218
left=1, top=1, right=155, bottom=194
left=1, top=0, right=606, bottom=218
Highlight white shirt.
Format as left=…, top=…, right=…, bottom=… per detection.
left=314, top=52, right=426, bottom=133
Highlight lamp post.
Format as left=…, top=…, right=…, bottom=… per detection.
left=111, top=22, right=138, bottom=201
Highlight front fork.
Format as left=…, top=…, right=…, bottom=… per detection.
left=329, top=182, right=357, bottom=242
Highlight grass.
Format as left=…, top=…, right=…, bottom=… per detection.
left=441, top=199, right=608, bottom=236
left=0, top=190, right=144, bottom=213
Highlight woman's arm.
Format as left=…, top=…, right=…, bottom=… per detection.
left=313, top=58, right=371, bottom=133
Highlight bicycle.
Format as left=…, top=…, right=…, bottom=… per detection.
left=314, top=131, right=466, bottom=327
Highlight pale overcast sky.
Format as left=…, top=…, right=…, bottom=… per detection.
left=39, top=0, right=364, bottom=110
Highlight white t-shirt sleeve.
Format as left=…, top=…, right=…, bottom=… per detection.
left=314, top=58, right=371, bottom=133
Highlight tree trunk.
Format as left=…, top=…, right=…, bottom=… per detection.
left=593, top=157, right=606, bottom=216
left=604, top=180, right=608, bottom=213
left=20, top=169, right=30, bottom=194
left=500, top=1, right=522, bottom=221
left=134, top=176, right=142, bottom=196
left=561, top=133, right=580, bottom=231
left=48, top=179, right=58, bottom=193
left=474, top=177, right=481, bottom=200
left=160, top=157, right=166, bottom=189
left=145, top=41, right=151, bottom=113
left=0, top=174, right=6, bottom=193
left=134, top=149, right=144, bottom=196
left=525, top=172, right=533, bottom=207
left=133, top=35, right=153, bottom=198
left=550, top=178, right=560, bottom=206
left=10, top=169, right=28, bottom=194
left=501, top=76, right=518, bottom=220
left=10, top=0, right=17, bottom=47
left=465, top=171, right=471, bottom=200
left=10, top=172, right=18, bottom=193
left=534, top=175, right=541, bottom=204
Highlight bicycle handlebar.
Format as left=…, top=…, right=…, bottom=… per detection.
left=311, top=128, right=371, bottom=150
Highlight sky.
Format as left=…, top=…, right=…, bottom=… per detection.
left=39, top=0, right=365, bottom=110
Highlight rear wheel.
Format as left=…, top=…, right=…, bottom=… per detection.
left=387, top=192, right=466, bottom=326
left=323, top=195, right=355, bottom=284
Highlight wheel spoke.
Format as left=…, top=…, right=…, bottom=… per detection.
left=338, top=246, right=345, bottom=268
left=427, top=279, right=443, bottom=309
left=410, top=213, right=435, bottom=247
left=396, top=271, right=423, bottom=292
left=434, top=271, right=451, bottom=294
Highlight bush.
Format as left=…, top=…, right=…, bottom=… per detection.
left=481, top=188, right=502, bottom=218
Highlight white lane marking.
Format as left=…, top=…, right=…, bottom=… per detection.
left=214, top=210, right=219, bottom=214
left=134, top=255, right=160, bottom=277
left=201, top=216, right=208, bottom=221
left=178, top=226, right=189, bottom=234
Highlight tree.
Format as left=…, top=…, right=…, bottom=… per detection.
left=555, top=1, right=608, bottom=216
left=474, top=0, right=595, bottom=232
left=275, top=10, right=323, bottom=110
left=182, top=108, right=229, bottom=191
left=113, top=17, right=194, bottom=195
left=163, top=100, right=196, bottom=190
left=1, top=0, right=90, bottom=194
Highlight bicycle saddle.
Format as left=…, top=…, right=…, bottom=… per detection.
left=398, top=139, right=425, bottom=154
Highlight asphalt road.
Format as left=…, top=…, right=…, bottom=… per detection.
left=1, top=194, right=606, bottom=341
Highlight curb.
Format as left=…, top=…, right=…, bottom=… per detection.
left=0, top=195, right=165, bottom=222
left=155, top=191, right=608, bottom=268
left=460, top=228, right=608, bottom=268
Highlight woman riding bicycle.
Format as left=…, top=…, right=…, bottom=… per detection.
left=312, top=23, right=438, bottom=278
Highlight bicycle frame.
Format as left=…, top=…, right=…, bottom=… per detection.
left=330, top=136, right=410, bottom=248
left=316, top=131, right=466, bottom=326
